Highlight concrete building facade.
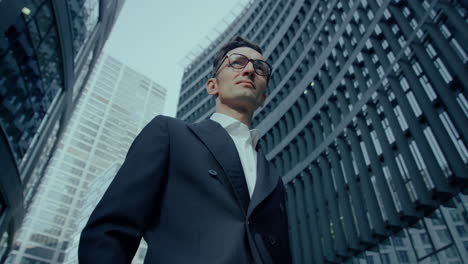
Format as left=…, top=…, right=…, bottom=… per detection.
left=177, top=0, right=468, bottom=263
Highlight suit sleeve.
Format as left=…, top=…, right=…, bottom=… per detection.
left=78, top=115, right=169, bottom=263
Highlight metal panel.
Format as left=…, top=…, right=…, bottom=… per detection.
left=302, top=171, right=325, bottom=263
left=328, top=146, right=360, bottom=251
left=285, top=184, right=301, bottom=264
left=293, top=179, right=314, bottom=263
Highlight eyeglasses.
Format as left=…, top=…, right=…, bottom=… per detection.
left=213, top=53, right=272, bottom=78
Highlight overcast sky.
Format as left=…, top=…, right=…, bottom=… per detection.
left=103, top=0, right=250, bottom=117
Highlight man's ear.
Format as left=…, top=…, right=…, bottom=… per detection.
left=206, top=78, right=218, bottom=96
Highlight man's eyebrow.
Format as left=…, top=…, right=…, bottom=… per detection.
left=228, top=53, right=266, bottom=60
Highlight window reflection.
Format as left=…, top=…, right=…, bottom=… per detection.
left=67, top=0, right=100, bottom=61
left=0, top=0, right=64, bottom=165
left=72, top=50, right=95, bottom=101
left=35, top=2, right=53, bottom=39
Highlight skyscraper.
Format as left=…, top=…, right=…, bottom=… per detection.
left=62, top=162, right=149, bottom=264
left=0, top=1, right=125, bottom=260
left=177, top=0, right=468, bottom=263
left=6, top=53, right=166, bottom=264
left=63, top=162, right=121, bottom=264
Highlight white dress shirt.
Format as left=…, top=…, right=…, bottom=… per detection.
left=210, top=113, right=260, bottom=198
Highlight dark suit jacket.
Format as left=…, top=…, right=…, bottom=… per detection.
left=79, top=115, right=292, bottom=264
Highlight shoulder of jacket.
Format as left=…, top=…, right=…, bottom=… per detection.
left=151, top=115, right=190, bottom=127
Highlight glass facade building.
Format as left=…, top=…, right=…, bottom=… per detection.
left=63, top=163, right=148, bottom=264
left=6, top=53, right=166, bottom=264
left=177, top=0, right=468, bottom=263
left=0, top=0, right=125, bottom=261
left=62, top=163, right=122, bottom=264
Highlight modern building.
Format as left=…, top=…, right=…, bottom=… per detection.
left=5, top=53, right=166, bottom=264
left=62, top=163, right=121, bottom=264
left=0, top=0, right=125, bottom=261
left=62, top=162, right=148, bottom=264
left=177, top=0, right=468, bottom=263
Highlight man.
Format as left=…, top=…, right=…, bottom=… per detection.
left=79, top=36, right=292, bottom=264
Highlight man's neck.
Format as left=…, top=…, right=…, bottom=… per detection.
left=215, top=105, right=253, bottom=127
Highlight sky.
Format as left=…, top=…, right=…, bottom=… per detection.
left=103, top=0, right=250, bottom=117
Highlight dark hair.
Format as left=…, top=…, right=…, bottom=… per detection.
left=212, top=36, right=263, bottom=76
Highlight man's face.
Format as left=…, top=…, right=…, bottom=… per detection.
left=206, top=47, right=268, bottom=113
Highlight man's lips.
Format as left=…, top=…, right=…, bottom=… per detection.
left=236, top=80, right=255, bottom=89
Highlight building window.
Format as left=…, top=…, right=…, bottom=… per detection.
left=381, top=253, right=391, bottom=264
left=435, top=229, right=451, bottom=244
left=396, top=250, right=410, bottom=263
left=463, top=241, right=468, bottom=255
left=420, top=233, right=430, bottom=245
left=433, top=58, right=453, bottom=84
left=439, top=111, right=468, bottom=163
left=24, top=246, right=54, bottom=260
left=423, top=127, right=450, bottom=178
left=20, top=256, right=49, bottom=264
left=0, top=232, right=9, bottom=260
left=456, top=225, right=467, bottom=237
left=67, top=0, right=100, bottom=61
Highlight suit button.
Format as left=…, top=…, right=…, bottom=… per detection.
left=208, top=169, right=218, bottom=176
left=267, top=235, right=277, bottom=246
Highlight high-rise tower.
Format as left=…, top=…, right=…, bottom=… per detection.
left=6, top=53, right=166, bottom=264
left=0, top=1, right=125, bottom=260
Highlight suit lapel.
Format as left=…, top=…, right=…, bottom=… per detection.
left=188, top=119, right=250, bottom=214
left=247, top=146, right=279, bottom=218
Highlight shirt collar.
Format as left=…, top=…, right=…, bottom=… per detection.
left=210, top=113, right=260, bottom=148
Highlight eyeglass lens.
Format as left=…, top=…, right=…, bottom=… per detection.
left=228, top=54, right=270, bottom=76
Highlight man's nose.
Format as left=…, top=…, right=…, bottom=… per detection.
left=241, top=61, right=255, bottom=76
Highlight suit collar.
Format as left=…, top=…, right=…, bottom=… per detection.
left=188, top=119, right=278, bottom=218
left=188, top=119, right=250, bottom=214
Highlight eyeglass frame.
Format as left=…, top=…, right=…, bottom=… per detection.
left=212, top=53, right=272, bottom=79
